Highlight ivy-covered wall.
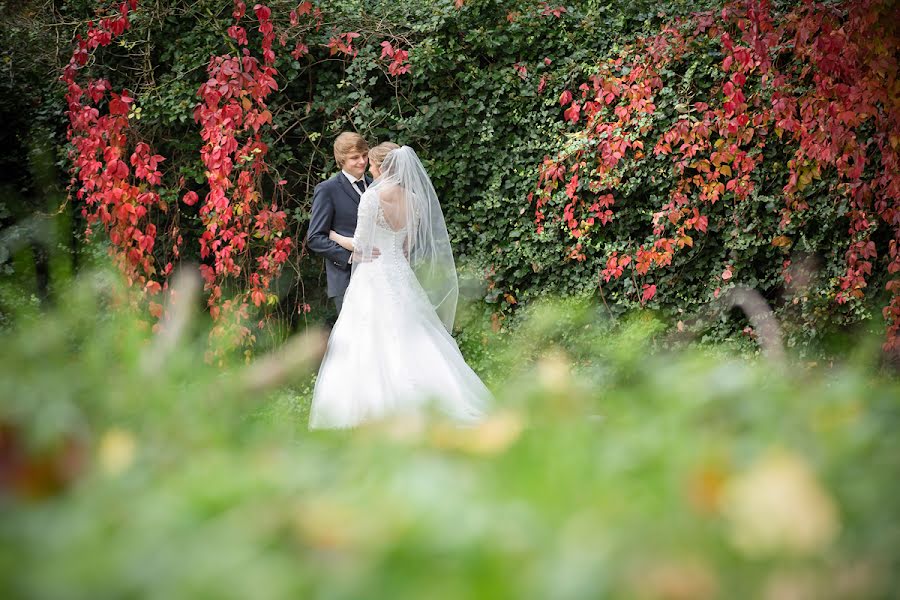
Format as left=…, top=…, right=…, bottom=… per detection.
left=3, top=0, right=898, bottom=355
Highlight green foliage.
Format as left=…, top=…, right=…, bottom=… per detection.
left=1, top=271, right=899, bottom=598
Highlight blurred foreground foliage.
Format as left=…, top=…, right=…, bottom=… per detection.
left=1, top=270, right=899, bottom=599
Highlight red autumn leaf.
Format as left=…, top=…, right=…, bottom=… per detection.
left=642, top=283, right=657, bottom=303
left=251, top=289, right=266, bottom=307
left=253, top=4, right=271, bottom=21
left=564, top=174, right=579, bottom=199
left=108, top=91, right=132, bottom=116
left=145, top=280, right=162, bottom=295
left=227, top=25, right=248, bottom=45
left=149, top=301, right=163, bottom=319
left=563, top=102, right=581, bottom=123
left=291, top=42, right=309, bottom=60
left=540, top=3, right=567, bottom=17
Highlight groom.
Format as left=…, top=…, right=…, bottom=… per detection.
left=307, top=132, right=374, bottom=315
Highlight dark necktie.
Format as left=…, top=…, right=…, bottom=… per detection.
left=353, top=179, right=365, bottom=194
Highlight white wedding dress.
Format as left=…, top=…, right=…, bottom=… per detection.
left=309, top=157, right=490, bottom=429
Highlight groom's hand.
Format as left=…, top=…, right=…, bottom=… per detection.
left=351, top=247, right=382, bottom=263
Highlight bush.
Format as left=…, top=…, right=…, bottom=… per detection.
left=1, top=269, right=898, bottom=598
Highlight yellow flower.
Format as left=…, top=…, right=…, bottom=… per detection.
left=98, top=428, right=136, bottom=475
left=723, top=449, right=839, bottom=557
left=429, top=411, right=525, bottom=455
left=536, top=350, right=572, bottom=391
left=628, top=558, right=719, bottom=600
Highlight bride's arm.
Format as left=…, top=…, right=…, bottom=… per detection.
left=351, top=192, right=381, bottom=262
left=329, top=230, right=354, bottom=251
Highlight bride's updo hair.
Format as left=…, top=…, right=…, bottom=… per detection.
left=369, top=142, right=400, bottom=170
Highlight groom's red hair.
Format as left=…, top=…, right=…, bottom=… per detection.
left=333, top=132, right=369, bottom=167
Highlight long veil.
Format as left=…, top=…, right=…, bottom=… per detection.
left=351, top=146, right=458, bottom=332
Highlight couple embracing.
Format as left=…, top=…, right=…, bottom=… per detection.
left=306, top=133, right=491, bottom=429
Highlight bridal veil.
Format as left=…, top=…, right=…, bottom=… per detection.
left=351, top=146, right=459, bottom=332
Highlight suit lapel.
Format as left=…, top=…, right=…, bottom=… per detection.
left=337, top=173, right=362, bottom=205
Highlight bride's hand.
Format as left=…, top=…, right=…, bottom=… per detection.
left=329, top=230, right=354, bottom=251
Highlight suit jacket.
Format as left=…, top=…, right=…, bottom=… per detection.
left=306, top=172, right=373, bottom=298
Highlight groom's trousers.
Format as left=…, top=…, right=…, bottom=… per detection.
left=326, top=294, right=345, bottom=329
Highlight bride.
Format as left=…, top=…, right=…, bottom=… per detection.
left=308, top=144, right=491, bottom=429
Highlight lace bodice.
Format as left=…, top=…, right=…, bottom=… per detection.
left=371, top=219, right=409, bottom=263
left=353, top=191, right=414, bottom=265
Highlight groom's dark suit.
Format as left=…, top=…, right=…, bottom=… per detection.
left=306, top=171, right=373, bottom=311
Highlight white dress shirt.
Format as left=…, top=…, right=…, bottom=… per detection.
left=341, top=170, right=367, bottom=194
